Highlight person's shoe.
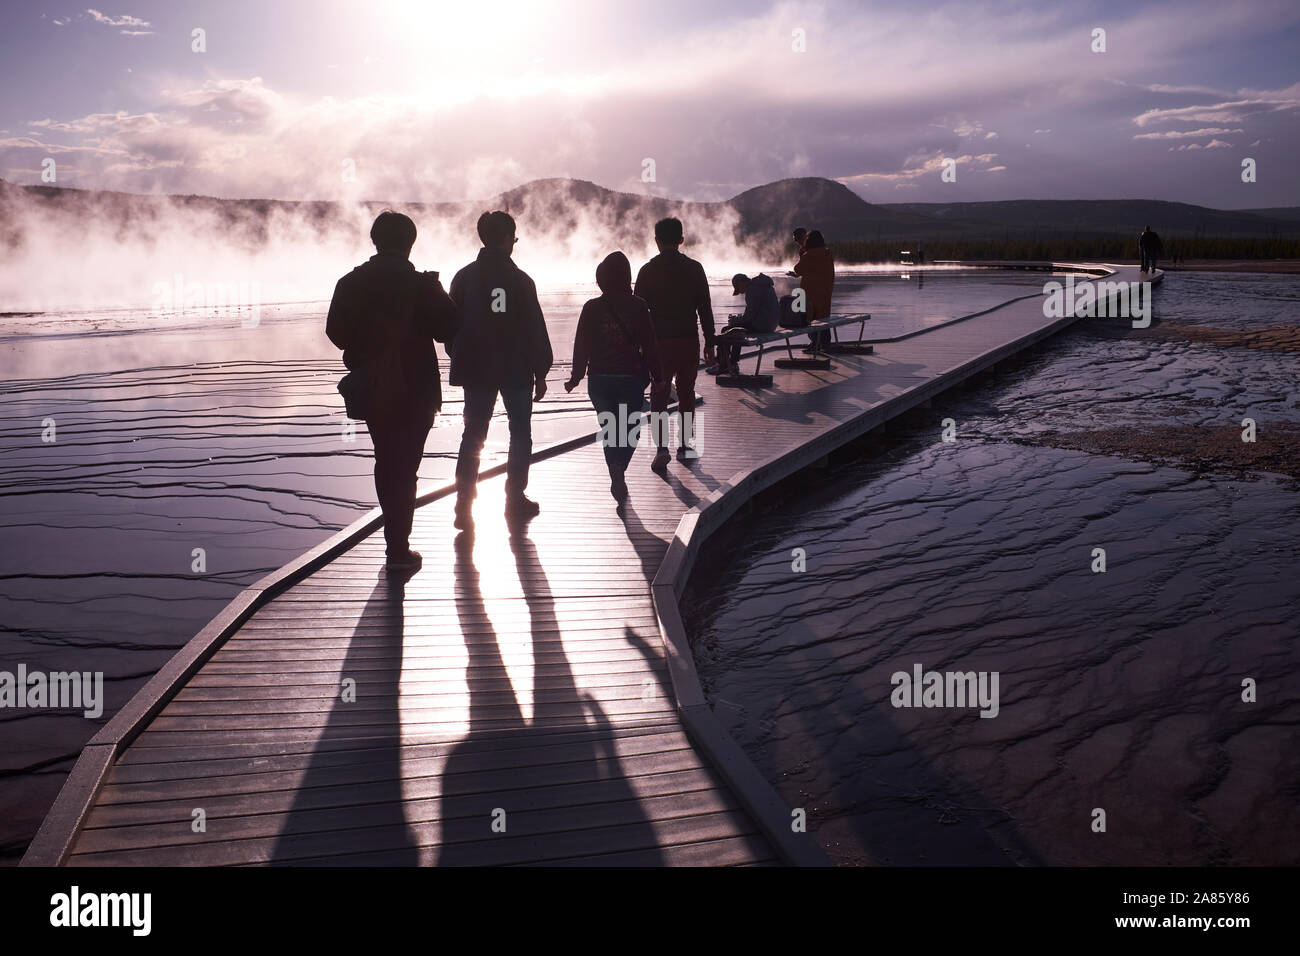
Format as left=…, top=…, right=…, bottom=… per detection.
left=453, top=498, right=474, bottom=530
left=504, top=495, right=540, bottom=519
left=610, top=472, right=628, bottom=501
left=651, top=448, right=671, bottom=472
left=676, top=445, right=697, bottom=463
left=384, top=550, right=422, bottom=574
left=704, top=361, right=722, bottom=374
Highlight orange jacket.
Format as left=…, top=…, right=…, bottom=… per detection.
left=793, top=246, right=834, bottom=319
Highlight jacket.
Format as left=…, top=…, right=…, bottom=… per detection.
left=325, top=252, right=459, bottom=417
left=792, top=245, right=835, bottom=320
left=633, top=250, right=716, bottom=346
left=739, top=273, right=780, bottom=332
left=571, top=252, right=662, bottom=383
left=447, top=247, right=553, bottom=389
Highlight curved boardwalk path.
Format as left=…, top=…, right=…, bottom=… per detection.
left=25, top=264, right=1159, bottom=867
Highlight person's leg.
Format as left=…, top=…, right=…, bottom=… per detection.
left=370, top=414, right=430, bottom=557
left=386, top=414, right=431, bottom=555
left=615, top=375, right=646, bottom=473
left=369, top=416, right=399, bottom=551
left=649, top=343, right=676, bottom=457
left=587, top=373, right=622, bottom=475
left=673, top=338, right=699, bottom=454
left=455, top=386, right=496, bottom=525
left=499, top=381, right=534, bottom=501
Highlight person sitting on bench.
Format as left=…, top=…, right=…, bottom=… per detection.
left=708, top=272, right=779, bottom=374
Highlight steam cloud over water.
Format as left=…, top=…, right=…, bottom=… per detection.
left=0, top=178, right=766, bottom=313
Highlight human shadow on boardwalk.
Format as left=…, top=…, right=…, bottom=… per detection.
left=271, top=577, right=418, bottom=865
left=436, top=527, right=665, bottom=865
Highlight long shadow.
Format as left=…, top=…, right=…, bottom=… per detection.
left=271, top=576, right=418, bottom=865
left=616, top=499, right=670, bottom=588
left=435, top=527, right=664, bottom=865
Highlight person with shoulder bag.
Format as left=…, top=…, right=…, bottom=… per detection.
left=327, top=210, right=458, bottom=574
left=565, top=251, right=663, bottom=502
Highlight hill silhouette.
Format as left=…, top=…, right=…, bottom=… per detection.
left=4, top=175, right=1297, bottom=258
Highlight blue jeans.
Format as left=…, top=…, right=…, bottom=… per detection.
left=588, top=373, right=646, bottom=475
left=456, top=382, right=533, bottom=499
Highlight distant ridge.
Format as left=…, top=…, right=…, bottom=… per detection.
left=4, top=175, right=1298, bottom=247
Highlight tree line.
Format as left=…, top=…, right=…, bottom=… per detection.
left=828, top=236, right=1300, bottom=264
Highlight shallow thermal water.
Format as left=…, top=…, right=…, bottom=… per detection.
left=0, top=266, right=1051, bottom=861
left=684, top=270, right=1300, bottom=866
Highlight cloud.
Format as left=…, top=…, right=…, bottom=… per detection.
left=9, top=1, right=1300, bottom=206
left=1134, top=127, right=1243, bottom=140
left=86, top=9, right=151, bottom=28
left=1169, top=139, right=1232, bottom=151
left=1132, top=86, right=1300, bottom=127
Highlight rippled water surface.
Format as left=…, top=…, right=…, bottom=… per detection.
left=685, top=271, right=1300, bottom=865
left=0, top=267, right=1055, bottom=860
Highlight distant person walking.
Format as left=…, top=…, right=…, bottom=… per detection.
left=327, top=210, right=458, bottom=574
left=792, top=230, right=836, bottom=351
left=710, top=272, right=779, bottom=375
left=564, top=252, right=663, bottom=502
left=1139, top=225, right=1164, bottom=274
left=634, top=217, right=715, bottom=470
left=448, top=211, right=553, bottom=530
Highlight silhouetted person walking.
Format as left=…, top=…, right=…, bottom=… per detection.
left=1139, top=225, right=1164, bottom=274
left=634, top=217, right=715, bottom=471
left=327, top=210, right=458, bottom=574
left=564, top=252, right=663, bottom=502
left=448, top=211, right=553, bottom=530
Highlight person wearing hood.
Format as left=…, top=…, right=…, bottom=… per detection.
left=710, top=272, right=779, bottom=374
left=565, top=252, right=663, bottom=502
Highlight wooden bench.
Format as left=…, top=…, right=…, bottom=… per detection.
left=714, top=313, right=872, bottom=388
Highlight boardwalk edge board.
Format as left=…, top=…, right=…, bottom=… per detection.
left=22, top=262, right=1155, bottom=868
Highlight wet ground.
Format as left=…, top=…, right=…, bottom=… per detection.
left=684, top=270, right=1300, bottom=865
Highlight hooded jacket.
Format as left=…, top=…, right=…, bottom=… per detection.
left=738, top=272, right=780, bottom=332
left=447, top=247, right=553, bottom=389
left=570, top=252, right=662, bottom=383
left=325, top=252, right=459, bottom=418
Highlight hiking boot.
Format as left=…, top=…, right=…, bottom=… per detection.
left=651, top=448, right=671, bottom=472
left=610, top=472, right=629, bottom=501
left=453, top=498, right=474, bottom=531
left=504, top=495, right=540, bottom=518
left=676, top=445, right=697, bottom=462
left=384, top=550, right=422, bottom=575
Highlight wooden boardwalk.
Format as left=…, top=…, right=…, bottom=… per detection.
left=24, top=264, right=1159, bottom=866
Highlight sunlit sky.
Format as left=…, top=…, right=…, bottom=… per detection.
left=2, top=0, right=1298, bottom=207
